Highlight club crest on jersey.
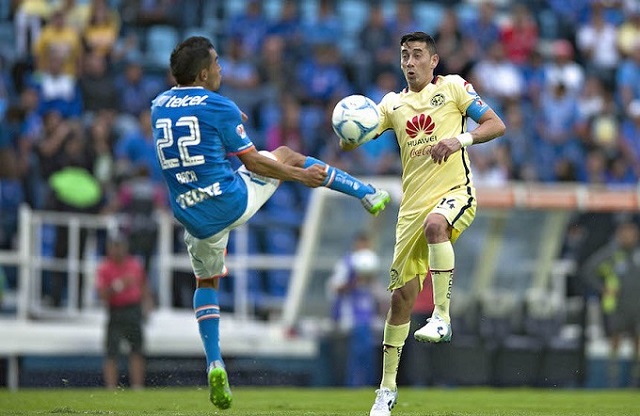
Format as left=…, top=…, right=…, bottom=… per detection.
left=430, top=93, right=445, bottom=107
left=405, top=114, right=435, bottom=138
left=236, top=124, right=247, bottom=138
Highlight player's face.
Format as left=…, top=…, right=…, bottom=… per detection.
left=204, top=48, right=222, bottom=91
left=400, top=41, right=439, bottom=92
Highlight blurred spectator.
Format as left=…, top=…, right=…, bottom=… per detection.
left=0, top=119, right=23, bottom=250
left=617, top=6, right=640, bottom=58
left=115, top=59, right=164, bottom=118
left=88, top=111, right=117, bottom=195
left=225, top=0, right=269, bottom=56
left=583, top=218, right=640, bottom=388
left=97, top=234, right=153, bottom=390
left=463, top=0, right=501, bottom=60
left=327, top=232, right=384, bottom=387
left=468, top=136, right=510, bottom=187
left=471, top=41, right=524, bottom=105
left=115, top=109, right=162, bottom=184
left=303, top=0, right=342, bottom=47
left=620, top=101, right=640, bottom=178
left=104, top=166, right=166, bottom=273
left=501, top=101, right=537, bottom=181
left=577, top=75, right=607, bottom=122
left=576, top=1, right=620, bottom=88
left=255, top=35, right=295, bottom=131
left=361, top=70, right=401, bottom=176
left=37, top=116, right=102, bottom=306
left=29, top=52, right=83, bottom=119
left=500, top=3, right=539, bottom=67
left=60, top=0, right=92, bottom=33
left=82, top=0, right=121, bottom=58
left=519, top=48, right=546, bottom=107
left=218, top=37, right=260, bottom=128
left=433, top=7, right=474, bottom=78
left=295, top=42, right=352, bottom=140
left=387, top=1, right=421, bottom=42
left=14, top=87, right=44, bottom=208
left=120, top=0, right=178, bottom=27
left=543, top=39, right=585, bottom=95
left=355, top=3, right=396, bottom=90
left=296, top=43, right=352, bottom=106
left=265, top=94, right=305, bottom=154
left=32, top=7, right=82, bottom=77
left=535, top=81, right=583, bottom=182
left=267, top=0, right=304, bottom=61
left=616, top=39, right=640, bottom=117
left=14, top=0, right=55, bottom=59
left=79, top=51, right=119, bottom=115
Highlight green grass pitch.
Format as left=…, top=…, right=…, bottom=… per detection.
left=0, top=387, right=637, bottom=416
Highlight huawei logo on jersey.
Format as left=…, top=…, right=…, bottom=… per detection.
left=405, top=114, right=435, bottom=138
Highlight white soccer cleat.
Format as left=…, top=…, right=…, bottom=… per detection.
left=361, top=187, right=391, bottom=216
left=369, top=387, right=398, bottom=416
left=414, top=313, right=452, bottom=343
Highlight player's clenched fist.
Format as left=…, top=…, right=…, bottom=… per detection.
left=431, top=137, right=462, bottom=164
left=301, top=164, right=328, bottom=187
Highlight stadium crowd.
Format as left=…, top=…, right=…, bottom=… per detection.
left=1, top=0, right=640, bottom=254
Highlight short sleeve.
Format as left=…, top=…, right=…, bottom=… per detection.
left=450, top=75, right=490, bottom=123
left=211, top=99, right=255, bottom=155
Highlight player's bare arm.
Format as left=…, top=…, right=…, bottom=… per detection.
left=430, top=109, right=506, bottom=164
left=238, top=148, right=327, bottom=187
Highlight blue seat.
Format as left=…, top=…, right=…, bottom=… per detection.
left=145, top=26, right=180, bottom=69
left=414, top=3, right=445, bottom=34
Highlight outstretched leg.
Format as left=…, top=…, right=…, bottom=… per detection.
left=271, top=146, right=390, bottom=215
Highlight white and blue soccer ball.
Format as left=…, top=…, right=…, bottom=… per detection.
left=331, top=95, right=380, bottom=145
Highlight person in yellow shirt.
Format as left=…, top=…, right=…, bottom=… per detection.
left=82, top=0, right=121, bottom=58
left=340, top=31, right=505, bottom=416
left=32, top=8, right=82, bottom=77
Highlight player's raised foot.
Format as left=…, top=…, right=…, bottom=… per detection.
left=414, top=313, right=452, bottom=343
left=208, top=361, right=232, bottom=409
left=370, top=387, right=398, bottom=416
left=361, top=187, right=391, bottom=216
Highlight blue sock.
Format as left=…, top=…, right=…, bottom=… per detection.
left=193, top=288, right=223, bottom=368
left=304, top=157, right=374, bottom=199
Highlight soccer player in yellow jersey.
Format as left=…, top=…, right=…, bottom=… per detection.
left=340, top=32, right=506, bottom=416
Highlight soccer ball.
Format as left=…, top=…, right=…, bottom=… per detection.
left=331, top=95, right=380, bottom=145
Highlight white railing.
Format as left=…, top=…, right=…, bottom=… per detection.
left=0, top=205, right=299, bottom=321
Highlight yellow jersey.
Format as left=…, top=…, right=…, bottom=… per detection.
left=376, top=74, right=489, bottom=217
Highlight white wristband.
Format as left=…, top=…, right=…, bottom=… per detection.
left=455, top=133, right=473, bottom=147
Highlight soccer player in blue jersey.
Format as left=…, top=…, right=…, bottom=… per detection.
left=151, top=36, right=390, bottom=409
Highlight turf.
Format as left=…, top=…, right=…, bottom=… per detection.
left=0, top=387, right=637, bottom=416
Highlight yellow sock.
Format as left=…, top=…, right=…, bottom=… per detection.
left=380, top=322, right=410, bottom=391
left=428, top=242, right=455, bottom=324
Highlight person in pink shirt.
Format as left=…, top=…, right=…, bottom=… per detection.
left=96, top=235, right=152, bottom=389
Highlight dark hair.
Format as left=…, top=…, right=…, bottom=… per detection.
left=170, top=36, right=215, bottom=85
left=400, top=31, right=437, bottom=55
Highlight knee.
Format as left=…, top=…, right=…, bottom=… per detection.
left=423, top=215, right=450, bottom=243
left=273, top=146, right=305, bottom=166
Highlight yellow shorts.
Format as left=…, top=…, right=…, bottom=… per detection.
left=388, top=187, right=476, bottom=290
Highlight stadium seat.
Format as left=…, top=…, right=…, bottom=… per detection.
left=144, top=25, right=180, bottom=69
left=455, top=2, right=479, bottom=27
left=182, top=26, right=215, bottom=41
left=414, top=2, right=445, bottom=34
left=337, top=0, right=369, bottom=36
